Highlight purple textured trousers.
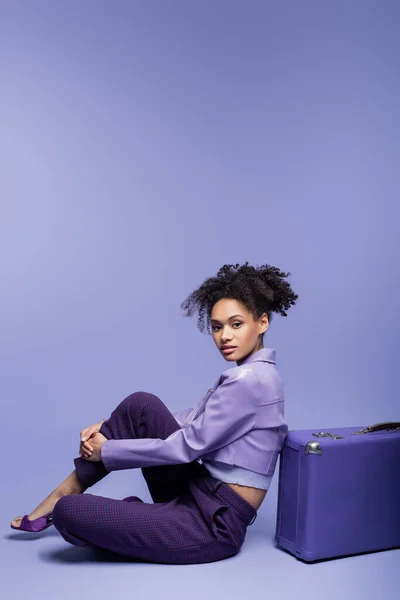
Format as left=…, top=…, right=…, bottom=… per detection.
left=51, top=391, right=258, bottom=564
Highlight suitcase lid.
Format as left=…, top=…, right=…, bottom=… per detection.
left=284, top=423, right=400, bottom=451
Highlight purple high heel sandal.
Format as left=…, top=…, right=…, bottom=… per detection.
left=10, top=512, right=54, bottom=532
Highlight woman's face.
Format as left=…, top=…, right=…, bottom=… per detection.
left=210, top=298, right=269, bottom=366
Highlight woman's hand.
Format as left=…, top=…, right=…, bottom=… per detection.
left=80, top=432, right=107, bottom=462
left=80, top=419, right=105, bottom=459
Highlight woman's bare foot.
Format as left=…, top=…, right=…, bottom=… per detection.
left=11, top=469, right=86, bottom=529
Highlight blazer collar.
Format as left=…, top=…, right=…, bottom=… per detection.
left=240, top=347, right=276, bottom=365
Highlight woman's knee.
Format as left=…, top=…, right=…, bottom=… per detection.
left=105, top=391, right=174, bottom=440
left=52, top=494, right=79, bottom=529
left=52, top=496, right=95, bottom=547
left=118, top=391, right=163, bottom=414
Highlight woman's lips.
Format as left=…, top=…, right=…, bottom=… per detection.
left=222, top=347, right=236, bottom=354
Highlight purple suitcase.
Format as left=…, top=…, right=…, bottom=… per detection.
left=275, top=421, right=400, bottom=562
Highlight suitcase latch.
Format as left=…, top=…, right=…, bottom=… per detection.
left=312, top=431, right=344, bottom=439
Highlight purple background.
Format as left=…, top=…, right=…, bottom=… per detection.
left=2, top=0, right=399, bottom=597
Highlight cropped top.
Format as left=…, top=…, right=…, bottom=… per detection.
left=199, top=458, right=273, bottom=490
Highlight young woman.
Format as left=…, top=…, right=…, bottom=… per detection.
left=11, top=262, right=298, bottom=564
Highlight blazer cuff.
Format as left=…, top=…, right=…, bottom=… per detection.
left=101, top=440, right=117, bottom=472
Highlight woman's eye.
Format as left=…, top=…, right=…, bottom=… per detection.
left=212, top=322, right=242, bottom=331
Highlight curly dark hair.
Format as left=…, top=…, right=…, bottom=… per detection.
left=180, top=262, right=298, bottom=340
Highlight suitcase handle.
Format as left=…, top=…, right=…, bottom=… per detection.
left=351, top=421, right=400, bottom=434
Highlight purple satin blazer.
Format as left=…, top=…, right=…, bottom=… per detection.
left=101, top=347, right=288, bottom=477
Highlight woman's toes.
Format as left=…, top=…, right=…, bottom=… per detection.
left=11, top=517, right=22, bottom=528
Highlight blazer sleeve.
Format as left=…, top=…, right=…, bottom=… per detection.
left=100, top=368, right=259, bottom=472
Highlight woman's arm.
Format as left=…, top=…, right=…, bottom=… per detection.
left=100, top=368, right=259, bottom=472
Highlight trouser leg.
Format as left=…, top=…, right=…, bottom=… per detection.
left=51, top=472, right=257, bottom=564
left=51, top=487, right=236, bottom=564
left=73, top=391, right=201, bottom=501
